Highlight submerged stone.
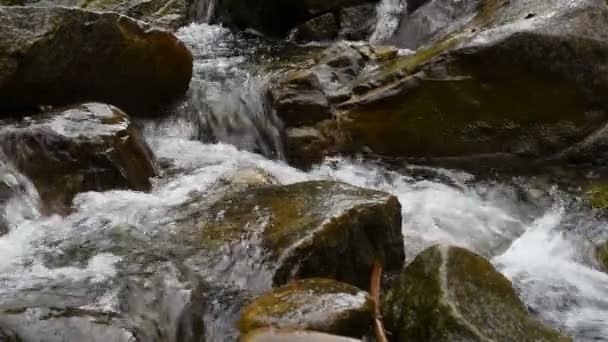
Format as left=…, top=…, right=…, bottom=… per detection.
left=383, top=245, right=571, bottom=342
left=0, top=6, right=193, bottom=116
left=0, top=103, right=158, bottom=213
left=239, top=278, right=373, bottom=336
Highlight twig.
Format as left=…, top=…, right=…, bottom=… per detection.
left=371, top=260, right=388, bottom=342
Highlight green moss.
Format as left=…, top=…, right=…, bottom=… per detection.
left=586, top=183, right=608, bottom=209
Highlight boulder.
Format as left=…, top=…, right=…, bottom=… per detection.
left=175, top=181, right=404, bottom=290
left=2, top=0, right=191, bottom=30
left=0, top=103, right=158, bottom=213
left=239, top=278, right=373, bottom=336
left=382, top=245, right=571, bottom=342
left=292, top=13, right=339, bottom=42
left=207, top=0, right=379, bottom=36
left=339, top=4, right=377, bottom=41
left=0, top=6, right=193, bottom=116
left=241, top=328, right=362, bottom=342
left=0, top=325, right=19, bottom=342
left=0, top=308, right=143, bottom=342
left=268, top=70, right=331, bottom=128
left=277, top=0, right=608, bottom=171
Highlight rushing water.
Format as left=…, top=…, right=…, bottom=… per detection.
left=1, top=0, right=608, bottom=340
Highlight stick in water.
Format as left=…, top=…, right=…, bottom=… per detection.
left=371, top=261, right=388, bottom=342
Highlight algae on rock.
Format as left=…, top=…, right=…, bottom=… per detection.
left=383, top=245, right=571, bottom=342
left=239, top=278, right=373, bottom=337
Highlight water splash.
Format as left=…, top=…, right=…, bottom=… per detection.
left=371, top=0, right=407, bottom=42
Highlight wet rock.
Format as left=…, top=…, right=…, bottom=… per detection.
left=208, top=0, right=379, bottom=36
left=0, top=103, right=158, bottom=213
left=241, top=328, right=362, bottom=342
left=239, top=278, right=373, bottom=336
left=177, top=181, right=404, bottom=290
left=0, top=6, right=193, bottom=116
left=268, top=70, right=331, bottom=127
left=383, top=245, right=571, bottom=342
left=292, top=13, right=339, bottom=42
left=339, top=4, right=377, bottom=41
left=0, top=308, right=143, bottom=342
left=597, top=242, right=608, bottom=270
left=0, top=325, right=19, bottom=342
left=2, top=0, right=191, bottom=30
left=281, top=0, right=608, bottom=171
left=285, top=122, right=345, bottom=169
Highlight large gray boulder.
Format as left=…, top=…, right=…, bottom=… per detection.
left=0, top=6, right=193, bottom=116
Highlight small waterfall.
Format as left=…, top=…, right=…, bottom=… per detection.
left=189, top=0, right=219, bottom=23
left=371, top=0, right=408, bottom=42
left=145, top=23, right=286, bottom=159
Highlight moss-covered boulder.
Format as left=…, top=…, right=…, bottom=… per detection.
left=0, top=6, right=192, bottom=116
left=0, top=103, right=158, bottom=213
left=597, top=242, right=608, bottom=271
left=383, top=245, right=571, bottom=342
left=209, top=0, right=379, bottom=36
left=240, top=278, right=373, bottom=336
left=177, top=181, right=404, bottom=290
left=241, top=328, right=362, bottom=342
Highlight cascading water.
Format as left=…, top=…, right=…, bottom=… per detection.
left=1, top=1, right=608, bottom=341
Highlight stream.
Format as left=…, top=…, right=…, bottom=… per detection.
left=0, top=0, right=607, bottom=341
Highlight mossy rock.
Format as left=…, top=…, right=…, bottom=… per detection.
left=584, top=183, right=608, bottom=210
left=241, top=328, right=362, bottom=342
left=240, top=278, right=373, bottom=336
left=0, top=103, right=158, bottom=213
left=0, top=6, right=192, bottom=116
left=281, top=1, right=608, bottom=170
left=382, top=245, right=571, bottom=342
left=597, top=242, right=608, bottom=270
left=340, top=30, right=608, bottom=162
left=180, top=181, right=404, bottom=289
